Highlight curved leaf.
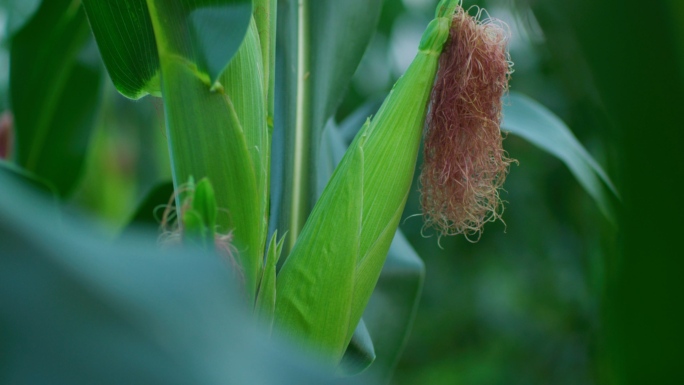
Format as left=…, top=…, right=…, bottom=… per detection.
left=81, top=0, right=160, bottom=99
left=82, top=0, right=253, bottom=99
left=11, top=0, right=103, bottom=197
left=502, top=92, right=619, bottom=222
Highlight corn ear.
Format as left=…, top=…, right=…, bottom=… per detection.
left=273, top=0, right=459, bottom=364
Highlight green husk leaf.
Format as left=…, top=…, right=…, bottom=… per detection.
left=274, top=136, right=365, bottom=362
left=319, top=111, right=426, bottom=381
left=136, top=1, right=267, bottom=300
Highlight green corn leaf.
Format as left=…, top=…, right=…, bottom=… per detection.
left=274, top=2, right=457, bottom=364
left=502, top=92, right=619, bottom=223
left=271, top=0, right=385, bottom=254
left=11, top=0, right=103, bottom=198
left=158, top=53, right=263, bottom=299
left=219, top=19, right=270, bottom=244
left=2, top=0, right=41, bottom=38
left=104, top=1, right=266, bottom=300
left=81, top=0, right=160, bottom=99
left=82, top=0, right=253, bottom=99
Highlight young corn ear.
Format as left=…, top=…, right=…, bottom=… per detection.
left=273, top=0, right=464, bottom=364
left=420, top=6, right=513, bottom=239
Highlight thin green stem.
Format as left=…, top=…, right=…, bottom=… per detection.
left=288, top=0, right=311, bottom=253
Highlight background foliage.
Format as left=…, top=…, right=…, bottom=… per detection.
left=1, top=0, right=682, bottom=383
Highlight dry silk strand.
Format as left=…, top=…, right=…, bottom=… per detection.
left=420, top=6, right=514, bottom=240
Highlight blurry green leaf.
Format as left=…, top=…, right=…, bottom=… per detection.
left=502, top=92, right=619, bottom=222
left=2, top=0, right=41, bottom=37
left=341, top=319, right=376, bottom=375
left=82, top=0, right=253, bottom=99
left=11, top=0, right=103, bottom=197
left=271, top=0, right=385, bottom=253
left=0, top=173, right=358, bottom=385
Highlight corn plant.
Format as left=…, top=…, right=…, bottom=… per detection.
left=1, top=0, right=619, bottom=381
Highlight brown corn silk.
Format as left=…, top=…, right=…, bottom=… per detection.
left=420, top=7, right=513, bottom=239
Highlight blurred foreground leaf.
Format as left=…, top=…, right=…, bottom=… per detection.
left=0, top=172, right=366, bottom=385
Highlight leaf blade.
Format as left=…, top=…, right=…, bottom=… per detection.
left=502, top=92, right=619, bottom=222
left=11, top=0, right=103, bottom=197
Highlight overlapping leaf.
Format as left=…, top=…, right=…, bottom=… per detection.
left=82, top=0, right=253, bottom=99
